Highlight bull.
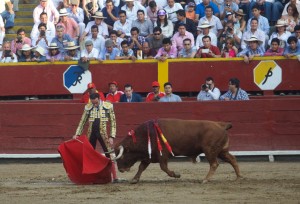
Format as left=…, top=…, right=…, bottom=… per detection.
left=114, top=119, right=242, bottom=184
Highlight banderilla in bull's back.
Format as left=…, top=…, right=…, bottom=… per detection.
left=114, top=118, right=242, bottom=184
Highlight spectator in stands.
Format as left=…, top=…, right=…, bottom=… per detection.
left=0, top=16, right=4, bottom=45
left=246, top=4, right=270, bottom=37
left=146, top=81, right=165, bottom=102
left=178, top=38, right=197, bottom=58
left=282, top=0, right=300, bottom=16
left=0, top=41, right=17, bottom=63
left=146, top=26, right=165, bottom=52
left=80, top=11, right=109, bottom=43
left=82, top=0, right=98, bottom=23
left=33, top=0, right=59, bottom=24
left=0, top=0, right=15, bottom=34
left=154, top=9, right=174, bottom=38
left=31, top=23, right=51, bottom=55
left=195, top=0, right=220, bottom=20
left=281, top=4, right=299, bottom=33
left=198, top=6, right=223, bottom=38
left=220, top=20, right=242, bottom=49
left=159, top=82, right=182, bottom=102
left=51, top=25, right=74, bottom=53
left=121, top=0, right=146, bottom=21
left=142, top=41, right=156, bottom=59
left=11, top=28, right=32, bottom=56
left=220, top=78, right=249, bottom=100
left=67, top=0, right=85, bottom=36
left=81, top=40, right=99, bottom=62
left=294, top=25, right=300, bottom=44
left=64, top=41, right=80, bottom=61
left=241, top=18, right=266, bottom=51
left=80, top=82, right=106, bottom=103
left=219, top=0, right=239, bottom=20
left=132, top=9, right=153, bottom=38
left=128, top=27, right=145, bottom=56
left=195, top=35, right=221, bottom=58
left=46, top=42, right=63, bottom=62
left=186, top=2, right=196, bottom=23
left=221, top=37, right=238, bottom=57
left=86, top=25, right=105, bottom=52
left=146, top=1, right=159, bottom=24
left=196, top=21, right=217, bottom=48
left=155, top=38, right=178, bottom=61
left=101, top=0, right=119, bottom=32
left=264, top=38, right=284, bottom=56
left=268, top=19, right=291, bottom=49
left=115, top=40, right=136, bottom=61
left=171, top=23, right=194, bottom=52
left=237, top=35, right=264, bottom=64
left=109, top=30, right=123, bottom=49
left=32, top=46, right=47, bottom=62
left=236, top=1, right=250, bottom=22
left=106, top=81, right=124, bottom=103
left=174, top=9, right=197, bottom=38
left=284, top=36, right=300, bottom=58
left=31, top=12, right=56, bottom=42
left=234, top=9, right=246, bottom=33
left=99, top=39, right=119, bottom=60
left=164, top=0, right=183, bottom=23
left=113, top=10, right=132, bottom=38
left=18, top=44, right=34, bottom=62
left=120, top=83, right=143, bottom=102
left=197, top=77, right=221, bottom=101
left=57, top=8, right=80, bottom=40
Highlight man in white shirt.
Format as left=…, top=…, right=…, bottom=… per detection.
left=198, top=6, right=223, bottom=38
left=196, top=21, right=217, bottom=48
left=164, top=0, right=183, bottom=23
left=33, top=0, right=59, bottom=24
left=121, top=0, right=146, bottom=21
left=0, top=0, right=15, bottom=34
left=31, top=23, right=52, bottom=55
left=197, top=77, right=221, bottom=101
left=241, top=18, right=266, bottom=50
left=31, top=12, right=56, bottom=43
left=0, top=16, right=5, bottom=45
left=113, top=10, right=132, bottom=38
left=80, top=40, right=99, bottom=62
left=85, top=25, right=105, bottom=52
left=0, top=41, right=17, bottom=63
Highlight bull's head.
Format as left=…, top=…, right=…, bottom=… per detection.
left=114, top=145, right=141, bottom=172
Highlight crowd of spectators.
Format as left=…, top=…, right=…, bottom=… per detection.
left=1, top=0, right=300, bottom=63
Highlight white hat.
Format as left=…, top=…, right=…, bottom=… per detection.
left=59, top=8, right=69, bottom=16
left=197, top=21, right=214, bottom=29
left=34, top=46, right=46, bottom=56
left=244, top=35, right=263, bottom=45
left=64, top=41, right=80, bottom=50
left=48, top=42, right=59, bottom=49
left=92, top=11, right=107, bottom=19
left=275, top=19, right=287, bottom=27
left=20, top=44, right=34, bottom=51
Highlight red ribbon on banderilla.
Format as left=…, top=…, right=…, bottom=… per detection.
left=153, top=122, right=174, bottom=157
left=128, top=129, right=136, bottom=143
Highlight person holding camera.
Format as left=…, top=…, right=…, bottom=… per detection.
left=220, top=20, right=242, bottom=49
left=0, top=41, right=17, bottom=63
left=146, top=81, right=165, bottom=102
left=219, top=0, right=239, bottom=20
left=197, top=77, right=221, bottom=101
left=31, top=23, right=52, bottom=55
left=195, top=35, right=221, bottom=58
left=11, top=28, right=32, bottom=57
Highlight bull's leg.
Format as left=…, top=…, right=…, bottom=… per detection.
left=159, top=158, right=181, bottom=179
left=203, top=153, right=219, bottom=184
left=218, top=150, right=243, bottom=180
left=131, top=160, right=150, bottom=184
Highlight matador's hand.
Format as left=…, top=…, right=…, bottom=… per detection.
left=72, top=135, right=79, bottom=139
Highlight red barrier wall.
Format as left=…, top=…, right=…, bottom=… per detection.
left=0, top=99, right=299, bottom=154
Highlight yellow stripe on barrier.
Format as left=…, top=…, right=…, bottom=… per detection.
left=157, top=60, right=169, bottom=92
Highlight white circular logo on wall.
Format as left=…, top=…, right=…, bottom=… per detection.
left=63, top=65, right=92, bottom=93
left=253, top=60, right=282, bottom=90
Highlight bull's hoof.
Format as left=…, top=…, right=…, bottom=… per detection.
left=174, top=173, right=181, bottom=178
left=235, top=176, right=244, bottom=181
left=130, top=178, right=139, bottom=184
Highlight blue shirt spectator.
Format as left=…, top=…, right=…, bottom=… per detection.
left=195, top=1, right=220, bottom=19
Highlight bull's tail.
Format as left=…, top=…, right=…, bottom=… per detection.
left=218, top=122, right=232, bottom=130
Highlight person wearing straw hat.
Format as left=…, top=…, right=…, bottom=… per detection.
left=196, top=20, right=217, bottom=48
left=241, top=17, right=266, bottom=50
left=32, top=46, right=47, bottom=62
left=198, top=6, right=223, bottom=38
left=234, top=9, right=246, bottom=33
left=64, top=41, right=80, bottom=61
left=57, top=8, right=80, bottom=40
left=268, top=19, right=291, bottom=48
left=80, top=11, right=108, bottom=43
left=237, top=35, right=264, bottom=64
left=46, top=42, right=63, bottom=62
left=81, top=40, right=99, bottom=62
left=18, top=44, right=34, bottom=62
left=121, top=0, right=146, bottom=21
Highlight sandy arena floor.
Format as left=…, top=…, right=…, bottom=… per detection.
left=0, top=161, right=299, bottom=204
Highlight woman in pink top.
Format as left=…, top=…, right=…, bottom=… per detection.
left=221, top=37, right=238, bottom=58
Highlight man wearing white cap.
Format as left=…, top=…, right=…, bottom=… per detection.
left=33, top=0, right=59, bottom=24
left=196, top=21, right=217, bottom=48
left=57, top=8, right=79, bottom=39
left=80, top=11, right=109, bottom=42
left=121, top=0, right=146, bottom=21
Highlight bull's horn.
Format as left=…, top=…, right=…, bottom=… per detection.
left=115, top=146, right=124, bottom=160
